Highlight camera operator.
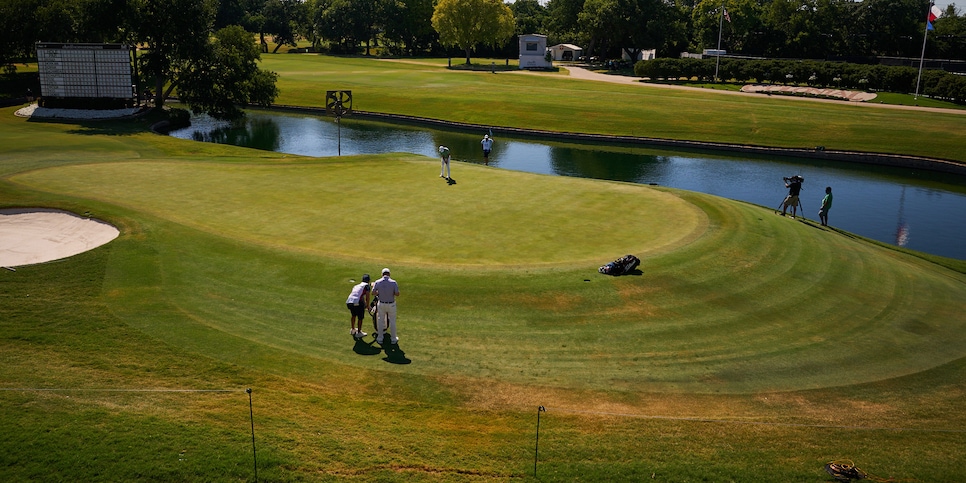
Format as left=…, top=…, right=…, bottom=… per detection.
left=781, top=175, right=803, bottom=217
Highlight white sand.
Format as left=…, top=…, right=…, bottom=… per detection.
left=0, top=209, right=120, bottom=268
left=15, top=103, right=143, bottom=120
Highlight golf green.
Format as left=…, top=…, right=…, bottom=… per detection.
left=11, top=156, right=705, bottom=266
left=11, top=153, right=966, bottom=395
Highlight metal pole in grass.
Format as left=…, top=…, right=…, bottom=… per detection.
left=534, top=406, right=546, bottom=477
left=247, top=388, right=258, bottom=482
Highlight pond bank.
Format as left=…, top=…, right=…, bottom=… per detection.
left=260, top=104, right=966, bottom=176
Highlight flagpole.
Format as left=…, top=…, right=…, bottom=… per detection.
left=915, top=3, right=932, bottom=100
left=715, top=5, right=724, bottom=82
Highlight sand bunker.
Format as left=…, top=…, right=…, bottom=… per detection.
left=740, top=84, right=877, bottom=102
left=0, top=209, right=120, bottom=268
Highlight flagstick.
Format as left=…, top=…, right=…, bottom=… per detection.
left=715, top=5, right=724, bottom=82
left=914, top=4, right=932, bottom=100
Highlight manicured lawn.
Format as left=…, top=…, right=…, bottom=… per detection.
left=261, top=54, right=966, bottom=163
left=1, top=67, right=966, bottom=482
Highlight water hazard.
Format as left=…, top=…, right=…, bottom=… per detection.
left=169, top=111, right=966, bottom=260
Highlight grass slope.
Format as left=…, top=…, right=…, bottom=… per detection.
left=2, top=98, right=966, bottom=482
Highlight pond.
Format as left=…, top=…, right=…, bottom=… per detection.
left=169, top=111, right=966, bottom=260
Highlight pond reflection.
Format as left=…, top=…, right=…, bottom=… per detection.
left=169, top=111, right=966, bottom=260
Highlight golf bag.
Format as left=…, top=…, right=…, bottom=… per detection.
left=598, top=254, right=640, bottom=276
left=368, top=295, right=379, bottom=334
left=824, top=461, right=867, bottom=482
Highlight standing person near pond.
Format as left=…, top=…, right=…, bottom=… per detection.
left=373, top=268, right=400, bottom=346
left=481, top=133, right=494, bottom=165
left=781, top=175, right=803, bottom=217
left=346, top=273, right=371, bottom=339
left=819, top=186, right=833, bottom=226
left=438, top=145, right=451, bottom=180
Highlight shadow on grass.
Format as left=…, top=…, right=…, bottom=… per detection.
left=352, top=338, right=411, bottom=364
left=382, top=344, right=411, bottom=365
left=353, top=338, right=382, bottom=356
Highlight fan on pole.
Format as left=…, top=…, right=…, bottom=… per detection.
left=326, top=90, right=352, bottom=155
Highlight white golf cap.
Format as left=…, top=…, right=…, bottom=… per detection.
left=382, top=267, right=390, bottom=274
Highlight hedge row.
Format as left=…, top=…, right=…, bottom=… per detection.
left=633, top=58, right=966, bottom=104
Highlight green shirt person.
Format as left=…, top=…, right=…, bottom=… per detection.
left=819, top=186, right=833, bottom=226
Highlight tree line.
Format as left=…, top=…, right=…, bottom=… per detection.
left=225, top=0, right=966, bottom=62
left=3, top=0, right=964, bottom=65
left=2, top=0, right=964, bottom=113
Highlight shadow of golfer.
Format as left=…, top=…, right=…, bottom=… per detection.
left=353, top=338, right=382, bottom=356
left=382, top=344, right=411, bottom=364
left=797, top=218, right=820, bottom=228
left=446, top=177, right=457, bottom=185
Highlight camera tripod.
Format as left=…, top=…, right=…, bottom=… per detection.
left=776, top=197, right=805, bottom=218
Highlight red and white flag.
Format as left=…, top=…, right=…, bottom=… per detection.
left=927, top=5, right=942, bottom=30
left=723, top=8, right=731, bottom=23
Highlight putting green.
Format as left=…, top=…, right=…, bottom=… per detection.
left=10, top=155, right=706, bottom=267
left=10, top=153, right=966, bottom=394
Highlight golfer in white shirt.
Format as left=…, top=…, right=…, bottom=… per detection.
left=373, top=268, right=400, bottom=345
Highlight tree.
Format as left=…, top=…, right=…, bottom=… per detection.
left=932, top=5, right=966, bottom=60
left=127, top=0, right=277, bottom=118
left=77, top=0, right=132, bottom=42
left=852, top=0, right=922, bottom=57
left=177, top=25, right=279, bottom=119
left=351, top=0, right=395, bottom=56
left=691, top=0, right=765, bottom=55
left=301, top=0, right=331, bottom=51
left=262, top=0, right=306, bottom=53
left=545, top=0, right=583, bottom=45
left=579, top=0, right=676, bottom=60
left=432, top=0, right=515, bottom=65
left=215, top=0, right=265, bottom=30
left=127, top=0, right=218, bottom=109
left=511, top=0, right=547, bottom=37
left=383, top=0, right=438, bottom=55
left=318, top=0, right=365, bottom=52
left=0, top=0, right=41, bottom=72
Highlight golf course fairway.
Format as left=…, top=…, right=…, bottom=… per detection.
left=2, top=98, right=965, bottom=480
left=10, top=147, right=966, bottom=395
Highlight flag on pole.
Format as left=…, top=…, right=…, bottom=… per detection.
left=723, top=8, right=731, bottom=23
left=927, top=5, right=942, bottom=31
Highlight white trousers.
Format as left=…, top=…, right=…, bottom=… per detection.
left=377, top=301, right=397, bottom=343
left=440, top=158, right=450, bottom=178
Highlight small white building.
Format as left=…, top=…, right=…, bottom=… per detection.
left=519, top=34, right=551, bottom=69
left=550, top=43, right=583, bottom=62
left=623, top=49, right=656, bottom=62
